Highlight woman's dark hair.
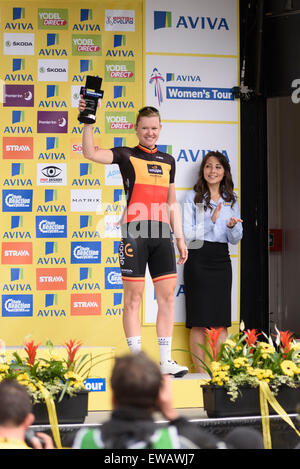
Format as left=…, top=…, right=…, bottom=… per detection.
left=193, top=151, right=236, bottom=210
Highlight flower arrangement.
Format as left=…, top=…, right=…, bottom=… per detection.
left=197, top=323, right=300, bottom=401
left=0, top=338, right=107, bottom=404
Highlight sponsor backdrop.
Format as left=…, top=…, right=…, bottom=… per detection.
left=0, top=0, right=239, bottom=407
left=144, top=0, right=240, bottom=329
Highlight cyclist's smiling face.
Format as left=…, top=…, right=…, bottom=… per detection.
left=135, top=116, right=161, bottom=149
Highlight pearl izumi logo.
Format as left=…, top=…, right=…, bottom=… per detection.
left=3, top=33, right=34, bottom=55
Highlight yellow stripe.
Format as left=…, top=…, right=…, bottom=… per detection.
left=259, top=381, right=300, bottom=449
left=37, top=382, right=62, bottom=449
left=152, top=273, right=177, bottom=283
left=122, top=276, right=145, bottom=282
left=130, top=156, right=171, bottom=187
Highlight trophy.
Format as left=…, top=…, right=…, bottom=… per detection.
left=78, top=75, right=104, bottom=124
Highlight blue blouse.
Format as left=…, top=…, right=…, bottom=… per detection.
left=182, top=189, right=243, bottom=246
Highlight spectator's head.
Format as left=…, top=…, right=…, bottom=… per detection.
left=110, top=352, right=162, bottom=411
left=0, top=379, right=33, bottom=428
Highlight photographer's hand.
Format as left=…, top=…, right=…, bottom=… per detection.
left=31, top=432, right=54, bottom=449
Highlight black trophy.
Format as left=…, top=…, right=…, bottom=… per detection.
left=78, top=75, right=104, bottom=124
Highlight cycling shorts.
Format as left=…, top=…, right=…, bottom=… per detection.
left=118, top=221, right=177, bottom=283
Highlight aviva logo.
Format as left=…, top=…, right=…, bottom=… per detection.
left=114, top=34, right=126, bottom=47
left=47, top=33, right=59, bottom=46
left=13, top=8, right=25, bottom=20
left=154, top=11, right=172, bottom=30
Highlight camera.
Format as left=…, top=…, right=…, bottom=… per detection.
left=25, top=429, right=46, bottom=448
left=78, top=75, right=104, bottom=124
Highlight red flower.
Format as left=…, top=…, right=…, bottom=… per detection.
left=205, top=328, right=223, bottom=360
left=279, top=330, right=294, bottom=358
left=244, top=329, right=260, bottom=349
left=64, top=339, right=82, bottom=367
left=24, top=340, right=40, bottom=367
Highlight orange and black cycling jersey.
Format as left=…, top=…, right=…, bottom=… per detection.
left=111, top=144, right=175, bottom=224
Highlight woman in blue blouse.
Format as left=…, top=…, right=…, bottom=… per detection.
left=182, top=151, right=243, bottom=373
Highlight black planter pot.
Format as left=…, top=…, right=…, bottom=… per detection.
left=33, top=390, right=89, bottom=425
left=202, top=384, right=300, bottom=418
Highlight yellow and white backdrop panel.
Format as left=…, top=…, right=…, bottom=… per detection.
left=144, top=0, right=240, bottom=350
left=0, top=0, right=240, bottom=410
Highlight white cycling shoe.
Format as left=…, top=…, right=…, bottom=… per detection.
left=160, top=360, right=188, bottom=378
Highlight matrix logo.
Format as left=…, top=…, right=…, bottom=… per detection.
left=154, top=11, right=172, bottom=30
